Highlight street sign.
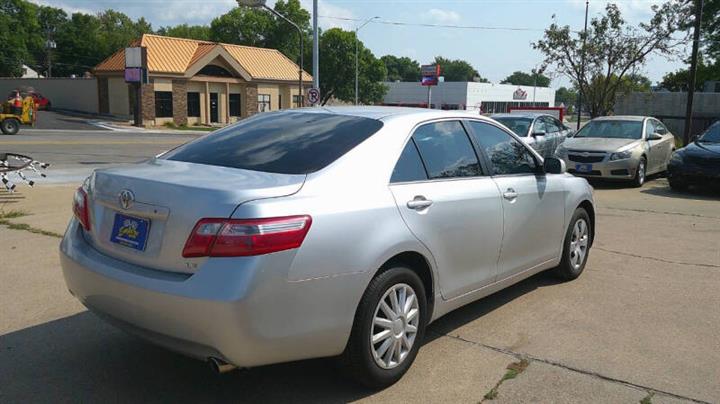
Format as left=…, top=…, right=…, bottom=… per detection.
left=421, top=64, right=440, bottom=87
left=308, top=88, right=320, bottom=105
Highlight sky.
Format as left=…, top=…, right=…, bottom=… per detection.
left=35, top=0, right=691, bottom=88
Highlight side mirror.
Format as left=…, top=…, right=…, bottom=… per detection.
left=647, top=133, right=663, bottom=141
left=543, top=157, right=566, bottom=174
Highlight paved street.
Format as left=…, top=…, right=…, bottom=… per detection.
left=3, top=112, right=199, bottom=183
left=1, top=128, right=719, bottom=403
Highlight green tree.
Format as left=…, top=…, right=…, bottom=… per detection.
left=266, top=0, right=311, bottom=63
left=0, top=0, right=41, bottom=76
left=157, top=24, right=211, bottom=41
left=534, top=2, right=686, bottom=117
left=319, top=28, right=387, bottom=105
left=209, top=7, right=272, bottom=46
left=660, top=57, right=720, bottom=91
left=501, top=70, right=551, bottom=87
left=381, top=55, right=420, bottom=82
left=433, top=56, right=487, bottom=82
left=555, top=87, right=577, bottom=107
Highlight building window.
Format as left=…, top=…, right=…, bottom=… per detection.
left=229, top=94, right=241, bottom=117
left=258, top=94, right=271, bottom=112
left=155, top=91, right=173, bottom=118
left=278, top=94, right=282, bottom=110
left=187, top=92, right=200, bottom=117
left=197, top=65, right=234, bottom=77
left=292, top=95, right=304, bottom=107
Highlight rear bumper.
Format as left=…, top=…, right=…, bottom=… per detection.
left=59, top=219, right=362, bottom=368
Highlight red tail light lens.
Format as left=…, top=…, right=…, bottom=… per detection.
left=72, top=187, right=91, bottom=231
left=182, top=215, right=312, bottom=258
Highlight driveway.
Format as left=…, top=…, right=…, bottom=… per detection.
left=31, top=111, right=107, bottom=131
left=1, top=179, right=718, bottom=403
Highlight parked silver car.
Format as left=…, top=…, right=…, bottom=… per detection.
left=60, top=107, right=595, bottom=388
left=491, top=112, right=574, bottom=159
left=556, top=116, right=676, bottom=187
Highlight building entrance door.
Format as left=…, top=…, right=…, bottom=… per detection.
left=210, top=93, right=219, bottom=123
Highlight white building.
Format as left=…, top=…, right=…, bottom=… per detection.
left=382, top=81, right=555, bottom=114
left=21, top=65, right=43, bottom=78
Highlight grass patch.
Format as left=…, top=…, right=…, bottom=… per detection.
left=0, top=210, right=63, bottom=238
left=483, top=359, right=530, bottom=401
left=640, top=393, right=654, bottom=404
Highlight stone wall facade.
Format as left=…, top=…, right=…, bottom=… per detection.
left=244, top=85, right=258, bottom=118
left=141, top=83, right=155, bottom=123
left=172, top=79, right=188, bottom=126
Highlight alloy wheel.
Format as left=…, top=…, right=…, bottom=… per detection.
left=370, top=283, right=420, bottom=369
left=569, top=218, right=589, bottom=270
left=637, top=160, right=646, bottom=185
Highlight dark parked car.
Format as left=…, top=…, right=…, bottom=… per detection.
left=668, top=121, right=720, bottom=190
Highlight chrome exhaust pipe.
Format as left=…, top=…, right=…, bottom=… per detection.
left=208, top=357, right=237, bottom=374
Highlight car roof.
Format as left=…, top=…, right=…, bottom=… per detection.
left=592, top=115, right=648, bottom=122
left=289, top=106, right=489, bottom=121
left=490, top=112, right=549, bottom=119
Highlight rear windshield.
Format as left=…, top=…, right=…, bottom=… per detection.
left=493, top=117, right=532, bottom=137
left=575, top=120, right=642, bottom=140
left=163, top=111, right=384, bottom=174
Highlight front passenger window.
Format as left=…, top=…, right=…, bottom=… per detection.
left=467, top=121, right=539, bottom=176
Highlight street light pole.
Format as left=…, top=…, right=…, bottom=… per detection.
left=237, top=0, right=304, bottom=108
left=576, top=0, right=589, bottom=130
left=355, top=16, right=379, bottom=105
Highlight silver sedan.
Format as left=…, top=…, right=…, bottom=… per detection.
left=556, top=116, right=676, bottom=187
left=491, top=112, right=574, bottom=159
left=60, top=107, right=595, bottom=388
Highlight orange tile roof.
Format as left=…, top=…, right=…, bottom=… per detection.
left=94, top=34, right=311, bottom=82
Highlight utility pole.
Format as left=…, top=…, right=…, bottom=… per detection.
left=313, top=0, right=319, bottom=100
left=684, top=0, right=704, bottom=146
left=45, top=39, right=56, bottom=78
left=576, top=0, right=589, bottom=130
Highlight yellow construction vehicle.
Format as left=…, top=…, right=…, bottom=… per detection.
left=1, top=96, right=36, bottom=135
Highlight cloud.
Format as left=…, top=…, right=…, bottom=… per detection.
left=566, top=0, right=661, bottom=21
left=425, top=8, right=461, bottom=24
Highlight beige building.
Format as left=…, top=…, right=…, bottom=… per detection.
left=94, top=34, right=311, bottom=126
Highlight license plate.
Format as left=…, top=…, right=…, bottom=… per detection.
left=110, top=213, right=150, bottom=251
left=575, top=164, right=593, bottom=173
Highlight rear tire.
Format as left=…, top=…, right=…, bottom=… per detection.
left=340, top=266, right=427, bottom=389
left=1, top=118, right=20, bottom=135
left=553, top=208, right=592, bottom=281
left=631, top=157, right=646, bottom=188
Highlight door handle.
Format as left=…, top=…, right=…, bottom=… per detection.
left=407, top=196, right=433, bottom=210
left=503, top=188, right=518, bottom=201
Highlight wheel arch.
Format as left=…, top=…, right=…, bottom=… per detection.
left=377, top=251, right=435, bottom=321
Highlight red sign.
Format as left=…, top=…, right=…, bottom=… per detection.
left=421, top=64, right=441, bottom=87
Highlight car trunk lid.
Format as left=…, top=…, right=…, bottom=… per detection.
left=85, top=159, right=305, bottom=274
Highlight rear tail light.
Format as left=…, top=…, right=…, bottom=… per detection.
left=72, top=187, right=91, bottom=231
left=182, top=215, right=312, bottom=258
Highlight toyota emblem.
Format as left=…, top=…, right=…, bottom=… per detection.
left=118, top=189, right=135, bottom=210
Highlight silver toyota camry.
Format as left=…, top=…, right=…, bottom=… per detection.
left=556, top=116, right=676, bottom=187
left=60, top=107, right=595, bottom=388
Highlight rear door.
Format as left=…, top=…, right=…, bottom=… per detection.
left=652, top=119, right=675, bottom=172
left=465, top=120, right=566, bottom=279
left=389, top=120, right=503, bottom=299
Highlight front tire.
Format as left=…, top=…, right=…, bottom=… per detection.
left=1, top=118, right=20, bottom=135
left=553, top=208, right=592, bottom=281
left=340, top=266, right=427, bottom=389
left=631, top=157, right=646, bottom=188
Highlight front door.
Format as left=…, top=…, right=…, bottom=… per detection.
left=210, top=93, right=219, bottom=123
left=389, top=121, right=503, bottom=299
left=465, top=120, right=565, bottom=279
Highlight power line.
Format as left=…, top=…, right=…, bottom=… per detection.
left=318, top=14, right=559, bottom=33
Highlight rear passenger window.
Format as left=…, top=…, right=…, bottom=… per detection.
left=467, top=121, right=539, bottom=175
left=391, top=140, right=428, bottom=183
left=411, top=121, right=482, bottom=179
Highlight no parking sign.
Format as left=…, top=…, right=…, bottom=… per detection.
left=308, top=88, right=320, bottom=105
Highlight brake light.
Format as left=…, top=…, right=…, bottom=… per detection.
left=182, top=215, right=312, bottom=258
left=73, top=187, right=91, bottom=231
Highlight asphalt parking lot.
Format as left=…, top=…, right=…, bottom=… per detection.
left=1, top=176, right=719, bottom=403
